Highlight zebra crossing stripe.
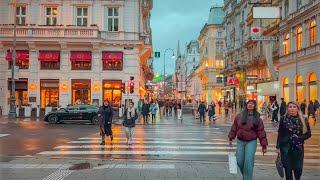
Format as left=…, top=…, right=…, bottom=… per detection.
left=42, top=169, right=73, bottom=180
left=0, top=134, right=10, bottom=138
left=78, top=137, right=228, bottom=141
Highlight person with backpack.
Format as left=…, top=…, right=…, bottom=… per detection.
left=98, top=100, right=114, bottom=145
left=149, top=101, right=158, bottom=124
left=123, top=101, right=138, bottom=145
left=271, top=100, right=280, bottom=122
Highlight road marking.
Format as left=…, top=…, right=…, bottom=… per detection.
left=0, top=163, right=71, bottom=169
left=68, top=140, right=232, bottom=145
left=94, top=163, right=175, bottom=169
left=42, top=169, right=73, bottom=180
left=78, top=137, right=228, bottom=141
left=0, top=134, right=10, bottom=138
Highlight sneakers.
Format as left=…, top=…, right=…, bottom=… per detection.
left=100, top=141, right=105, bottom=145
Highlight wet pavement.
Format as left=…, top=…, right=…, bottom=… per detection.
left=0, top=110, right=319, bottom=179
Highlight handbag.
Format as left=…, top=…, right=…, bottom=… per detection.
left=275, top=154, right=284, bottom=177
left=228, top=152, right=237, bottom=174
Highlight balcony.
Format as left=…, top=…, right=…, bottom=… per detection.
left=279, top=44, right=320, bottom=63
left=0, top=25, right=99, bottom=39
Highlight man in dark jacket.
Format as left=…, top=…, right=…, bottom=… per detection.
left=141, top=100, right=150, bottom=124
left=300, top=100, right=307, bottom=115
left=198, top=101, right=207, bottom=122
left=98, top=100, right=113, bottom=145
left=280, top=98, right=287, bottom=117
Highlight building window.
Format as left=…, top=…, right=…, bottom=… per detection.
left=283, top=77, right=289, bottom=103
left=283, top=33, right=290, bottom=55
left=107, top=7, right=119, bottom=31
left=296, top=26, right=303, bottom=50
left=284, top=0, right=289, bottom=18
left=76, top=7, right=88, bottom=26
left=70, top=51, right=92, bottom=70
left=296, top=75, right=304, bottom=102
left=309, top=72, right=317, bottom=101
left=310, top=20, right=317, bottom=46
left=72, top=79, right=91, bottom=105
left=103, top=80, right=122, bottom=109
left=296, top=0, right=302, bottom=10
left=16, top=6, right=26, bottom=25
left=41, top=62, right=60, bottom=70
left=72, top=61, right=91, bottom=70
left=216, top=75, right=223, bottom=83
left=40, top=79, right=59, bottom=108
left=45, top=7, right=58, bottom=25
left=8, top=79, right=29, bottom=106
left=6, top=50, right=29, bottom=69
left=217, top=31, right=222, bottom=38
left=39, top=51, right=60, bottom=70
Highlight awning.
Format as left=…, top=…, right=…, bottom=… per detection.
left=102, top=51, right=123, bottom=62
left=70, top=51, right=92, bottom=62
left=5, top=50, right=29, bottom=62
left=38, top=51, right=60, bottom=62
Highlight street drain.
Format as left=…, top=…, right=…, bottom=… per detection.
left=68, top=162, right=92, bottom=170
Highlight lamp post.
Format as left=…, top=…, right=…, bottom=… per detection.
left=163, top=48, right=175, bottom=97
left=9, top=0, right=17, bottom=119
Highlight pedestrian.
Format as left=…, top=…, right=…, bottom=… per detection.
left=177, top=101, right=182, bottom=120
left=314, top=100, right=319, bottom=122
left=280, top=98, right=287, bottom=117
left=218, top=100, right=222, bottom=114
left=158, top=98, right=164, bottom=119
left=271, top=100, right=279, bottom=122
left=98, top=100, right=113, bottom=145
left=224, top=100, right=229, bottom=116
left=137, top=99, right=143, bottom=117
left=208, top=101, right=215, bottom=121
left=276, top=101, right=311, bottom=180
left=173, top=100, right=178, bottom=119
left=307, top=100, right=315, bottom=120
left=123, top=101, right=138, bottom=145
left=228, top=100, right=268, bottom=180
left=165, top=100, right=170, bottom=116
left=150, top=101, right=158, bottom=123
left=141, top=100, right=150, bottom=124
left=234, top=100, right=237, bottom=111
left=300, top=100, right=306, bottom=115
left=198, top=101, right=207, bottom=123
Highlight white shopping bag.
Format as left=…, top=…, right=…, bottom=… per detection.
left=228, top=152, right=238, bottom=174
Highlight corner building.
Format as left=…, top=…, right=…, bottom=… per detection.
left=0, top=0, right=153, bottom=115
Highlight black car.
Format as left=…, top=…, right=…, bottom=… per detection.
left=44, top=105, right=99, bottom=124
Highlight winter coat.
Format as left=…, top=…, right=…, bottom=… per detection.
left=141, top=103, right=150, bottom=115
left=198, top=103, right=207, bottom=114
left=150, top=104, right=158, bottom=114
left=228, top=112, right=268, bottom=148
left=280, top=101, right=287, bottom=116
left=208, top=104, right=215, bottom=116
left=123, top=108, right=138, bottom=128
left=308, top=103, right=315, bottom=114
left=98, top=105, right=113, bottom=133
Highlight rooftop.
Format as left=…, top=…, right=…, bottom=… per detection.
left=208, top=6, right=224, bottom=25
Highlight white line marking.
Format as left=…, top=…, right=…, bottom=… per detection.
left=0, top=134, right=10, bottom=138
left=68, top=140, right=231, bottom=145
left=93, top=163, right=175, bottom=169
left=42, top=169, right=73, bottom=180
left=78, top=137, right=228, bottom=141
left=0, top=163, right=71, bottom=169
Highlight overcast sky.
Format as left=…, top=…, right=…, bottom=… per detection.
left=150, top=0, right=223, bottom=75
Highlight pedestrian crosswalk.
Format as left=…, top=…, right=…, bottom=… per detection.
left=37, top=126, right=320, bottom=166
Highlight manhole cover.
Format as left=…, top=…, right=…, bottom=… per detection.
left=69, top=162, right=92, bottom=170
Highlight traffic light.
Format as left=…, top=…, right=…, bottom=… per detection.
left=129, top=80, right=134, bottom=94
left=121, top=83, right=126, bottom=94
left=154, top=52, right=160, bottom=58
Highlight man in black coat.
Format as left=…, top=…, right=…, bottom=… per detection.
left=280, top=98, right=287, bottom=117
left=198, top=101, right=207, bottom=123
left=141, top=100, right=150, bottom=124
left=98, top=100, right=113, bottom=145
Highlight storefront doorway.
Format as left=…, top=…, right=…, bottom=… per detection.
left=103, top=80, right=122, bottom=109
left=8, top=78, right=28, bottom=107
left=40, top=79, right=59, bottom=108
left=72, top=79, right=91, bottom=105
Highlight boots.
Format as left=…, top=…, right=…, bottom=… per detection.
left=110, top=135, right=113, bottom=141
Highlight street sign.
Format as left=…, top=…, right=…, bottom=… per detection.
left=251, top=36, right=278, bottom=41
left=154, top=52, right=160, bottom=58
left=251, top=27, right=261, bottom=37
left=253, top=7, right=281, bottom=19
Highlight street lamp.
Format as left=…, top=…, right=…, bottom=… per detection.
left=9, top=0, right=17, bottom=119
left=163, top=48, right=175, bottom=97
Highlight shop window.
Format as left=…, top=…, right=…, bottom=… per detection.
left=296, top=26, right=303, bottom=50
left=296, top=75, right=304, bottom=102
left=40, top=62, right=60, bottom=70
left=309, top=72, right=317, bottom=101
left=40, top=80, right=59, bottom=108
left=72, top=79, right=91, bottom=105
left=70, top=51, right=92, bottom=70
left=310, top=20, right=317, bottom=46
left=8, top=79, right=28, bottom=106
left=103, top=80, right=122, bottom=109
left=283, top=33, right=290, bottom=55
left=283, top=77, right=289, bottom=103
left=8, top=60, right=29, bottom=69
left=71, top=61, right=91, bottom=70
left=102, top=51, right=123, bottom=71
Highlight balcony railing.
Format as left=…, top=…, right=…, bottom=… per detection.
left=0, top=25, right=99, bottom=38
left=279, top=44, right=320, bottom=63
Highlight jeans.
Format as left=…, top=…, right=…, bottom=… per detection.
left=236, top=139, right=257, bottom=180
left=199, top=113, right=205, bottom=122
left=125, top=127, right=134, bottom=141
left=151, top=114, right=156, bottom=123
left=177, top=109, right=182, bottom=119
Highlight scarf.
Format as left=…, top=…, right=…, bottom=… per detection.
left=283, top=115, right=304, bottom=149
left=127, top=107, right=135, bottom=119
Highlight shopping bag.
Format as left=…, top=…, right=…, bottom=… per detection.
left=228, top=152, right=237, bottom=174
left=275, top=154, right=284, bottom=177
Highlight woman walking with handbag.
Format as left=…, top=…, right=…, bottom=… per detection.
left=123, top=102, right=138, bottom=145
left=228, top=100, right=268, bottom=180
left=276, top=102, right=311, bottom=180
left=98, top=100, right=114, bottom=145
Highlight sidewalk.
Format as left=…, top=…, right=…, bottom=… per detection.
left=1, top=157, right=319, bottom=180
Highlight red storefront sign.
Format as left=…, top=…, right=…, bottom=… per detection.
left=102, top=51, right=123, bottom=62
left=38, top=51, right=60, bottom=62
left=5, top=50, right=29, bottom=61
left=70, top=51, right=92, bottom=62
left=228, top=77, right=234, bottom=85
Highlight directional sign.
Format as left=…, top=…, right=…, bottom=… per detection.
left=154, top=52, right=160, bottom=58
left=251, top=36, right=278, bottom=41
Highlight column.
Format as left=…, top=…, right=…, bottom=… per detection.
left=28, top=47, right=39, bottom=108
left=59, top=48, right=70, bottom=107
left=92, top=49, right=102, bottom=105
left=0, top=50, right=7, bottom=115
left=302, top=21, right=309, bottom=48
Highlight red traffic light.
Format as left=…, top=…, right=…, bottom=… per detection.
left=129, top=81, right=134, bottom=94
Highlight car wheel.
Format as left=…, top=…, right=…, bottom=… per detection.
left=48, top=115, right=59, bottom=124
left=91, top=115, right=99, bottom=125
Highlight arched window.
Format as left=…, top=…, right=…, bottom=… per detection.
left=296, top=26, right=303, bottom=50
left=310, top=20, right=317, bottom=46
left=283, top=77, right=289, bottom=103
left=296, top=75, right=304, bottom=102
left=283, top=33, right=290, bottom=55
left=309, top=72, right=317, bottom=101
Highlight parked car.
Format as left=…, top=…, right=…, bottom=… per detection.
left=44, top=105, right=99, bottom=124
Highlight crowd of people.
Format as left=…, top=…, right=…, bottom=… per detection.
left=96, top=97, right=316, bottom=180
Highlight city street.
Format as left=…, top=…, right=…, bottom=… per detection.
left=0, top=111, right=319, bottom=180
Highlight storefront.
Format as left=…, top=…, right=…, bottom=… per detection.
left=296, top=75, right=304, bottom=103
left=103, top=80, right=122, bottom=109
left=72, top=79, right=91, bottom=105
left=7, top=78, right=29, bottom=107
left=257, top=81, right=279, bottom=109
left=40, top=79, right=59, bottom=108
left=282, top=77, right=290, bottom=103
left=246, top=84, right=257, bottom=101
left=308, top=72, right=318, bottom=101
